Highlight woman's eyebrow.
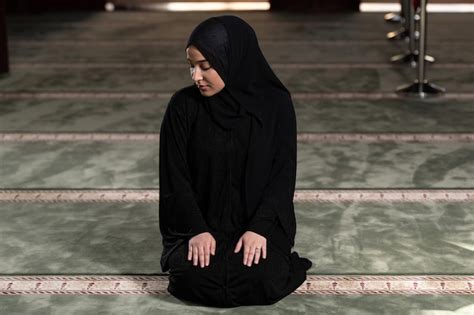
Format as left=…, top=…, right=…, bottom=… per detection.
left=187, top=58, right=207, bottom=64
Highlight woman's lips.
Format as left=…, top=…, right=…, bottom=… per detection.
left=199, top=85, right=209, bottom=90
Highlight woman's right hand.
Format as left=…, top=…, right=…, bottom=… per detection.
left=188, top=232, right=216, bottom=268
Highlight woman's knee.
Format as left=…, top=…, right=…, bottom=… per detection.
left=170, top=263, right=210, bottom=285
left=168, top=265, right=230, bottom=307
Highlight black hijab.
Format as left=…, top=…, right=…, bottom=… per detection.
left=185, top=15, right=290, bottom=130
left=185, top=15, right=297, bottom=246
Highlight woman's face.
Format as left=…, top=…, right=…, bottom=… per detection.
left=186, top=45, right=225, bottom=97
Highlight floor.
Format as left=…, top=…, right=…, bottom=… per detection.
left=0, top=9, right=473, bottom=314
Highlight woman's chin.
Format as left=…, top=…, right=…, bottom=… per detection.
left=199, top=89, right=214, bottom=96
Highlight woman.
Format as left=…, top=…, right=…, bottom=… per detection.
left=159, top=15, right=312, bottom=308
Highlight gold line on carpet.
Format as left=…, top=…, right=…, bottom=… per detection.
left=1, top=92, right=474, bottom=100
left=0, top=275, right=472, bottom=295
left=1, top=133, right=474, bottom=143
left=10, top=63, right=474, bottom=69
left=1, top=189, right=473, bottom=203
left=9, top=39, right=473, bottom=46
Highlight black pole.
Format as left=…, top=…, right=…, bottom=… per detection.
left=0, top=0, right=9, bottom=74
left=417, top=0, right=428, bottom=93
left=396, top=0, right=445, bottom=98
left=385, top=0, right=404, bottom=23
left=390, top=0, right=417, bottom=66
left=386, top=0, right=409, bottom=40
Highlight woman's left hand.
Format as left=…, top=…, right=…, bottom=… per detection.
left=234, top=231, right=267, bottom=266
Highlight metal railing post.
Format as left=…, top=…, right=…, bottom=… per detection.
left=384, top=0, right=404, bottom=23
left=386, top=0, right=410, bottom=40
left=396, top=0, right=445, bottom=98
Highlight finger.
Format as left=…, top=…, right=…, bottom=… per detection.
left=211, top=239, right=216, bottom=256
left=234, top=238, right=242, bottom=253
left=204, top=244, right=210, bottom=267
left=247, top=247, right=255, bottom=266
left=188, top=245, right=192, bottom=261
left=199, top=246, right=205, bottom=268
left=193, top=246, right=198, bottom=266
left=254, top=248, right=261, bottom=264
left=243, top=244, right=250, bottom=265
left=262, top=244, right=267, bottom=259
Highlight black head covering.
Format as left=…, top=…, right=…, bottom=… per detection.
left=185, top=15, right=297, bottom=246
left=185, top=15, right=290, bottom=130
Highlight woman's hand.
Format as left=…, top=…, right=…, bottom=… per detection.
left=188, top=232, right=216, bottom=268
left=234, top=231, right=267, bottom=266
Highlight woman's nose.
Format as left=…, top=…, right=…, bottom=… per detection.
left=191, top=67, right=203, bottom=82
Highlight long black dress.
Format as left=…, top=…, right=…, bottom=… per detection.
left=159, top=85, right=312, bottom=307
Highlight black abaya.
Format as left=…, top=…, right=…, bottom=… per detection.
left=159, top=85, right=311, bottom=307
left=158, top=15, right=312, bottom=307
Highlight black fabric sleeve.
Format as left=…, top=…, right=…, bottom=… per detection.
left=246, top=100, right=297, bottom=239
left=159, top=92, right=210, bottom=240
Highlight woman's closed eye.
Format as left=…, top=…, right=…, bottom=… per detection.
left=189, top=66, right=212, bottom=71
left=188, top=62, right=212, bottom=71
left=190, top=66, right=211, bottom=71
